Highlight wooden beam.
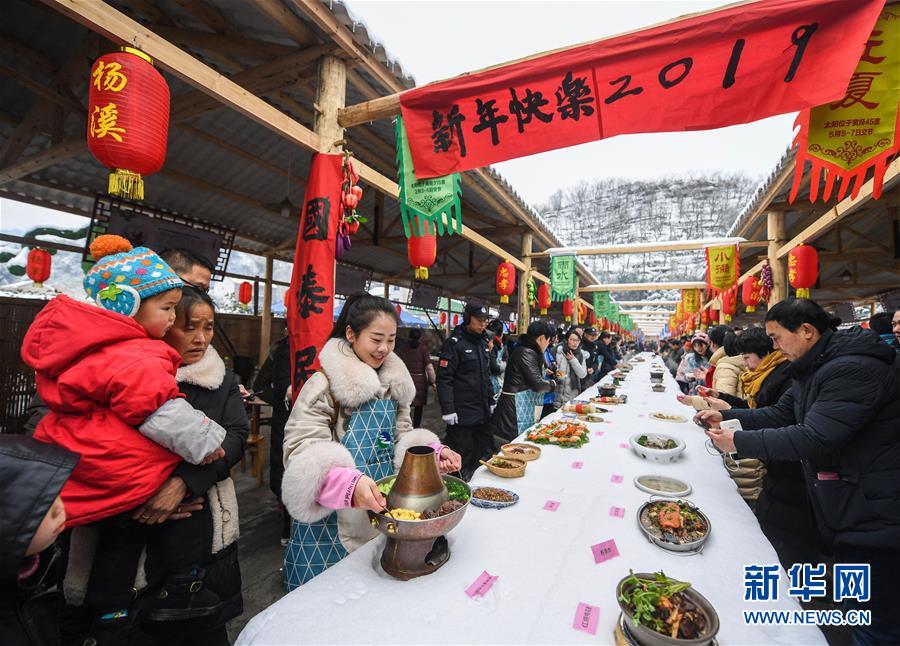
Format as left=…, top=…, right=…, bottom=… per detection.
left=313, top=53, right=346, bottom=151
left=733, top=158, right=798, bottom=238
left=518, top=232, right=532, bottom=324
left=767, top=211, right=787, bottom=305
left=288, top=0, right=405, bottom=93
left=616, top=300, right=678, bottom=306
left=338, top=94, right=402, bottom=128
left=581, top=281, right=707, bottom=292
left=248, top=0, right=317, bottom=47
left=259, top=253, right=274, bottom=364
left=150, top=25, right=297, bottom=61
left=532, top=237, right=746, bottom=257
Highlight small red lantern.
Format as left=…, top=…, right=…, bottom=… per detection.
left=87, top=48, right=170, bottom=201
left=238, top=281, right=253, bottom=306
left=439, top=311, right=447, bottom=325
left=741, top=276, right=762, bottom=312
left=453, top=313, right=460, bottom=326
left=395, top=303, right=402, bottom=315
left=26, top=248, right=52, bottom=286
left=562, top=298, right=575, bottom=322
left=700, top=309, right=709, bottom=329
left=495, top=261, right=516, bottom=304
left=788, top=244, right=818, bottom=299
left=407, top=218, right=436, bottom=280
left=537, top=283, right=551, bottom=315
left=721, top=287, right=737, bottom=322
left=588, top=310, right=596, bottom=325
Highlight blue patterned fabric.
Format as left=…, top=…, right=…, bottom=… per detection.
left=490, top=374, right=503, bottom=398
left=284, top=398, right=397, bottom=590
left=514, top=389, right=543, bottom=434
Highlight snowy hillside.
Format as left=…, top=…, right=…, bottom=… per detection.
left=538, top=172, right=759, bottom=299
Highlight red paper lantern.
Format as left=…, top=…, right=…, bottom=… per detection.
left=26, top=248, right=52, bottom=286
left=741, top=276, right=762, bottom=312
left=721, top=287, right=737, bottom=321
left=588, top=310, right=596, bottom=325
left=562, top=298, right=575, bottom=322
left=87, top=48, right=170, bottom=201
left=238, top=281, right=253, bottom=305
left=407, top=218, right=436, bottom=280
left=395, top=304, right=403, bottom=315
left=537, top=283, right=551, bottom=315
left=452, top=313, right=459, bottom=326
left=788, top=244, right=818, bottom=299
left=439, top=311, right=447, bottom=325
left=495, top=261, right=516, bottom=304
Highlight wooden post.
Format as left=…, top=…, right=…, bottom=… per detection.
left=259, top=253, right=274, bottom=364
left=374, top=191, right=384, bottom=246
left=253, top=275, right=260, bottom=316
left=383, top=281, right=389, bottom=299
left=767, top=211, right=788, bottom=304
left=314, top=53, right=346, bottom=151
left=518, top=233, right=533, bottom=327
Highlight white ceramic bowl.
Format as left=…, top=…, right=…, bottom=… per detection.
left=629, top=433, right=686, bottom=463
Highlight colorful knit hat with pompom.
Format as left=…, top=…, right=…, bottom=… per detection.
left=83, top=235, right=183, bottom=317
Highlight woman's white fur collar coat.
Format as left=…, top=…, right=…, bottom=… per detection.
left=318, top=337, right=415, bottom=407
left=176, top=345, right=226, bottom=390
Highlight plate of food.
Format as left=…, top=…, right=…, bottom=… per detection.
left=500, top=443, right=541, bottom=461
left=469, top=486, right=519, bottom=509
left=637, top=499, right=711, bottom=552
left=480, top=456, right=526, bottom=477
left=525, top=419, right=590, bottom=447
left=592, top=395, right=627, bottom=405
left=651, top=384, right=667, bottom=392
left=598, top=385, right=618, bottom=398
left=649, top=412, right=688, bottom=423
left=617, top=570, right=719, bottom=643
left=634, top=475, right=692, bottom=498
left=629, top=433, right=686, bottom=463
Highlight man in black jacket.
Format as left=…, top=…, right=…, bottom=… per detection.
left=596, top=331, right=618, bottom=379
left=700, top=299, right=900, bottom=643
left=437, top=302, right=494, bottom=476
left=580, top=327, right=601, bottom=386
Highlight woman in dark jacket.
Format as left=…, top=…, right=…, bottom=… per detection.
left=490, top=321, right=556, bottom=442
left=1, top=436, right=78, bottom=646
left=146, top=286, right=248, bottom=644
left=394, top=329, right=436, bottom=428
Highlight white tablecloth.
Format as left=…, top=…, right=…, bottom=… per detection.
left=237, top=353, right=825, bottom=645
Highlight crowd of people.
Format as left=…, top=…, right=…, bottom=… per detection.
left=5, top=230, right=897, bottom=645
left=660, top=298, right=900, bottom=644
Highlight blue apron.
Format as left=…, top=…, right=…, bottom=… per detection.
left=514, top=389, right=543, bottom=434
left=283, top=398, right=397, bottom=591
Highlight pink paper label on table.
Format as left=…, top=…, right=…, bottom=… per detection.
left=543, top=500, right=560, bottom=511
left=609, top=506, right=626, bottom=518
left=572, top=602, right=600, bottom=635
left=591, top=539, right=620, bottom=564
left=618, top=442, right=629, bottom=449
left=638, top=414, right=646, bottom=418
left=610, top=474, right=624, bottom=483
left=571, top=461, right=584, bottom=470
left=465, top=571, right=498, bottom=598
left=604, top=420, right=613, bottom=424
left=594, top=431, right=605, bottom=436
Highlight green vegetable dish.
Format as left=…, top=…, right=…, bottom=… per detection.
left=637, top=435, right=678, bottom=450
left=618, top=570, right=708, bottom=639
left=377, top=477, right=470, bottom=502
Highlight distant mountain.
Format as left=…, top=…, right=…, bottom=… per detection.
left=538, top=172, right=759, bottom=299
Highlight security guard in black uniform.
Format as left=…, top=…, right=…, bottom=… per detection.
left=437, top=302, right=495, bottom=477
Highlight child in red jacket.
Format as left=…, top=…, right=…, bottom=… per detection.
left=24, top=235, right=226, bottom=643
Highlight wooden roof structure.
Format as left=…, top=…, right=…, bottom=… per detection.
left=0, top=0, right=598, bottom=312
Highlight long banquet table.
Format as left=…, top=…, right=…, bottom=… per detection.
left=237, top=353, right=825, bottom=645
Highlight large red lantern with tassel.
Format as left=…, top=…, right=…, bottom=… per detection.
left=407, top=219, right=436, bottom=280
left=495, top=261, right=515, bottom=304
left=537, top=283, right=551, bottom=315
left=741, top=276, right=762, bottom=312
left=26, top=248, right=52, bottom=286
left=788, top=244, right=818, bottom=299
left=238, top=281, right=253, bottom=306
left=87, top=48, right=170, bottom=201
left=562, top=298, right=575, bottom=322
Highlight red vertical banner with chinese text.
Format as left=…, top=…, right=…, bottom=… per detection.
left=285, top=153, right=342, bottom=401
left=399, top=0, right=884, bottom=179
left=790, top=4, right=900, bottom=203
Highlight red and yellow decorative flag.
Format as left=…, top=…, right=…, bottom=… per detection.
left=682, top=288, right=700, bottom=314
left=706, top=244, right=740, bottom=292
left=790, top=4, right=900, bottom=203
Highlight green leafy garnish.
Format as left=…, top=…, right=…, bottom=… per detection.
left=377, top=478, right=395, bottom=495
left=445, top=480, right=470, bottom=501
left=618, top=570, right=692, bottom=633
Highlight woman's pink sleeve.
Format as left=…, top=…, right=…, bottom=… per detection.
left=316, top=466, right=364, bottom=509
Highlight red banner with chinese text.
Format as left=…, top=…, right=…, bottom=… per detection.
left=706, top=245, right=740, bottom=292
left=285, top=153, right=342, bottom=401
left=399, top=0, right=884, bottom=179
left=790, top=3, right=900, bottom=204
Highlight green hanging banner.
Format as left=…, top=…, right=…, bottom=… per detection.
left=549, top=254, right=576, bottom=302
left=593, top=291, right=610, bottom=319
left=396, top=115, right=462, bottom=237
